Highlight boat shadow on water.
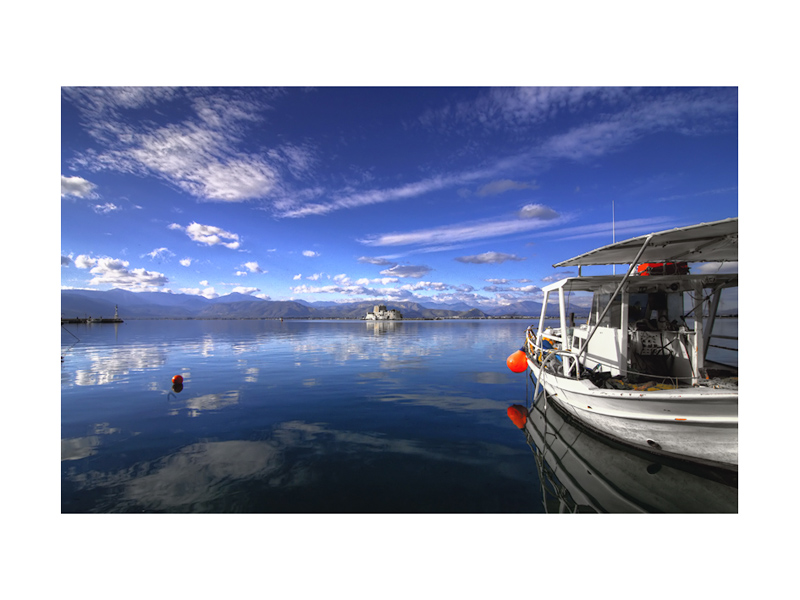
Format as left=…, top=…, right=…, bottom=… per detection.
left=508, top=392, right=737, bottom=513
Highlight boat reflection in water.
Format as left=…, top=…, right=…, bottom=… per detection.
left=508, top=392, right=737, bottom=513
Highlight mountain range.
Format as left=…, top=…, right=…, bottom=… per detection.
left=60, top=288, right=567, bottom=320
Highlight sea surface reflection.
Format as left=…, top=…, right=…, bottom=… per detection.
left=517, top=395, right=737, bottom=513
left=61, top=319, right=540, bottom=512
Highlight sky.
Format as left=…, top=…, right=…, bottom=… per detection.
left=61, top=86, right=738, bottom=308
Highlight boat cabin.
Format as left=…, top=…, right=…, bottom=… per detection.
left=536, top=271, right=737, bottom=386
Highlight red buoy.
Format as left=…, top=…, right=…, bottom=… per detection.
left=172, top=374, right=183, bottom=385
left=507, top=405, right=528, bottom=429
left=506, top=349, right=528, bottom=373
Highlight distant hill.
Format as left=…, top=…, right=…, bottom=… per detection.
left=60, top=289, right=575, bottom=320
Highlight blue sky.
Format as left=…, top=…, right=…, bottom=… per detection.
left=61, top=87, right=738, bottom=308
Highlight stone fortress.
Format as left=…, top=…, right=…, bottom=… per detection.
left=364, top=305, right=403, bottom=320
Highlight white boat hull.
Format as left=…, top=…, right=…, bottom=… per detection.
left=528, top=361, right=738, bottom=469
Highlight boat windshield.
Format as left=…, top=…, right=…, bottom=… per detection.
left=592, top=289, right=685, bottom=330
left=628, top=291, right=684, bottom=330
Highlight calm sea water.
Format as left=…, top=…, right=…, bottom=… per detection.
left=61, top=318, right=736, bottom=513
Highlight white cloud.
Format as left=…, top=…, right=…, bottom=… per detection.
left=290, top=283, right=398, bottom=298
left=92, top=202, right=121, bottom=214
left=61, top=175, right=98, bottom=199
left=355, top=277, right=398, bottom=286
left=519, top=203, right=559, bottom=220
left=302, top=250, right=320, bottom=257
left=74, top=254, right=98, bottom=269
left=182, top=222, right=241, bottom=249
left=180, top=286, right=219, bottom=299
left=231, top=286, right=260, bottom=295
left=242, top=261, right=264, bottom=273
left=74, top=256, right=168, bottom=290
left=293, top=274, right=302, bottom=280
left=399, top=281, right=450, bottom=292
left=180, top=258, right=193, bottom=267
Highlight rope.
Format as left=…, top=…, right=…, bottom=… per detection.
left=61, top=324, right=80, bottom=359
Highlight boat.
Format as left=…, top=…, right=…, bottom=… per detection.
left=510, top=218, right=738, bottom=471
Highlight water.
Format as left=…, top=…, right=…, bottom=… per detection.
left=61, top=319, right=543, bottom=513
left=61, top=318, right=736, bottom=513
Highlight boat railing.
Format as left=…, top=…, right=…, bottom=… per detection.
left=525, top=326, right=581, bottom=379
left=525, top=324, right=715, bottom=387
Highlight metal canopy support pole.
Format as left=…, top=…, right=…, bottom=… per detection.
left=704, top=283, right=723, bottom=361
left=692, top=280, right=705, bottom=384
left=558, top=286, right=569, bottom=375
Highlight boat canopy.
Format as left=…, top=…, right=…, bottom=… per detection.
left=554, top=218, right=738, bottom=267
left=541, top=273, right=738, bottom=294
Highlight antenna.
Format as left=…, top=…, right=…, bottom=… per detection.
left=612, top=200, right=616, bottom=275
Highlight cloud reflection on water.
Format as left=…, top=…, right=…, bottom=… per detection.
left=62, top=419, right=527, bottom=512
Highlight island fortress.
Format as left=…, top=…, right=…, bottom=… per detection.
left=364, top=305, right=403, bottom=320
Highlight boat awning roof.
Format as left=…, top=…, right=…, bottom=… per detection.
left=542, top=273, right=738, bottom=293
left=554, top=217, right=738, bottom=267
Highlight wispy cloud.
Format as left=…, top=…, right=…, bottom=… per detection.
left=455, top=252, right=526, bottom=264
left=64, top=87, right=290, bottom=203
left=360, top=206, right=569, bottom=249
left=538, top=89, right=737, bottom=162
left=477, top=179, right=539, bottom=196
left=278, top=170, right=495, bottom=218
left=656, top=186, right=738, bottom=202
left=537, top=217, right=679, bottom=242
left=143, top=247, right=175, bottom=261
left=357, top=256, right=396, bottom=266
left=379, top=264, right=432, bottom=278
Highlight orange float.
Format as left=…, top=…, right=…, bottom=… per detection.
left=506, top=349, right=528, bottom=373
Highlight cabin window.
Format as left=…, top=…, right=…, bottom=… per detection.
left=593, top=293, right=622, bottom=327
left=629, top=291, right=685, bottom=330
